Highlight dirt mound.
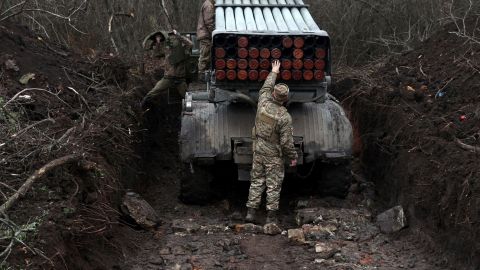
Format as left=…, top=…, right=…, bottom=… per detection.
left=0, top=23, right=144, bottom=268
left=340, top=22, right=480, bottom=269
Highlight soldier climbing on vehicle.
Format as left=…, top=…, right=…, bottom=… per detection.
left=142, top=30, right=193, bottom=109
left=245, top=60, right=298, bottom=225
left=196, top=0, right=215, bottom=82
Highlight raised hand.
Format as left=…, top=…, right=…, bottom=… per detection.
left=272, top=60, right=281, bottom=74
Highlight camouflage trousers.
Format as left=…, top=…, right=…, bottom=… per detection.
left=246, top=154, right=285, bottom=211
left=144, top=78, right=187, bottom=106
left=197, top=39, right=212, bottom=75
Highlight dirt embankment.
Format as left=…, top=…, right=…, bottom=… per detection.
left=0, top=24, right=146, bottom=268
left=339, top=22, right=480, bottom=269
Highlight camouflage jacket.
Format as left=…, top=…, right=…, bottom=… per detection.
left=164, top=34, right=193, bottom=79
left=197, top=0, right=215, bottom=41
left=252, top=72, right=298, bottom=161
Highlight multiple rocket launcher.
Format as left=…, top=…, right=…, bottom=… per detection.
left=212, top=0, right=328, bottom=82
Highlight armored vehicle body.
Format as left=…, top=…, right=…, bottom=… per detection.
left=179, top=0, right=353, bottom=203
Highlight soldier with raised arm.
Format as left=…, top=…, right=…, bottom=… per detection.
left=246, top=60, right=298, bottom=225
left=142, top=30, right=193, bottom=108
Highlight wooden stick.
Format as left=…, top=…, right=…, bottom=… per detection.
left=455, top=138, right=480, bottom=153
left=108, top=12, right=134, bottom=55
left=159, top=0, right=173, bottom=30
left=0, top=154, right=81, bottom=213
left=3, top=88, right=68, bottom=108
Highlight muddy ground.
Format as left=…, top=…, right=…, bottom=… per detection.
left=340, top=20, right=480, bottom=269
left=1, top=21, right=478, bottom=270
left=114, top=109, right=455, bottom=270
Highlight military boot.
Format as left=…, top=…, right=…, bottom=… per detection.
left=245, top=208, right=256, bottom=223
left=266, top=210, right=279, bottom=224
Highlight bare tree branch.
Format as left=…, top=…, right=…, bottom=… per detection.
left=455, top=138, right=480, bottom=153
left=0, top=0, right=29, bottom=22
left=3, top=88, right=68, bottom=108
left=108, top=12, right=134, bottom=55
left=0, top=154, right=81, bottom=213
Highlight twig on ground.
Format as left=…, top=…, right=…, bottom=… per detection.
left=67, top=87, right=91, bottom=112
left=3, top=88, right=68, bottom=108
left=0, top=154, right=81, bottom=213
left=10, top=118, right=55, bottom=139
left=435, top=77, right=455, bottom=98
left=0, top=118, right=55, bottom=149
left=455, top=137, right=480, bottom=153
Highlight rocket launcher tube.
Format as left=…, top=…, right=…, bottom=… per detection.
left=242, top=0, right=258, bottom=31
left=269, top=0, right=289, bottom=32
left=225, top=7, right=236, bottom=31
left=277, top=0, right=299, bottom=31
left=295, top=0, right=321, bottom=31
left=260, top=0, right=278, bottom=31
left=251, top=0, right=268, bottom=31
left=216, top=4, right=226, bottom=31
left=234, top=0, right=247, bottom=31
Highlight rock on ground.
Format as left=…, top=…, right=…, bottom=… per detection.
left=172, top=219, right=201, bottom=234
left=263, top=223, right=282, bottom=235
left=295, top=208, right=323, bottom=226
left=121, top=191, right=160, bottom=229
left=376, top=205, right=407, bottom=233
left=288, top=229, right=306, bottom=244
left=234, top=223, right=263, bottom=234
left=315, top=242, right=339, bottom=259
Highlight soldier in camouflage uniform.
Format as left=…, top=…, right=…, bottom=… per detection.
left=196, top=0, right=215, bottom=82
left=142, top=30, right=193, bottom=108
left=246, top=60, right=298, bottom=225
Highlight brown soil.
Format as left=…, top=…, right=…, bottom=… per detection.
left=339, top=21, right=480, bottom=269
left=0, top=23, right=141, bottom=269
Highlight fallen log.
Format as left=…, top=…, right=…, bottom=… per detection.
left=0, top=154, right=81, bottom=213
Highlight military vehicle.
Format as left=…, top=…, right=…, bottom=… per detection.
left=179, top=0, right=353, bottom=204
